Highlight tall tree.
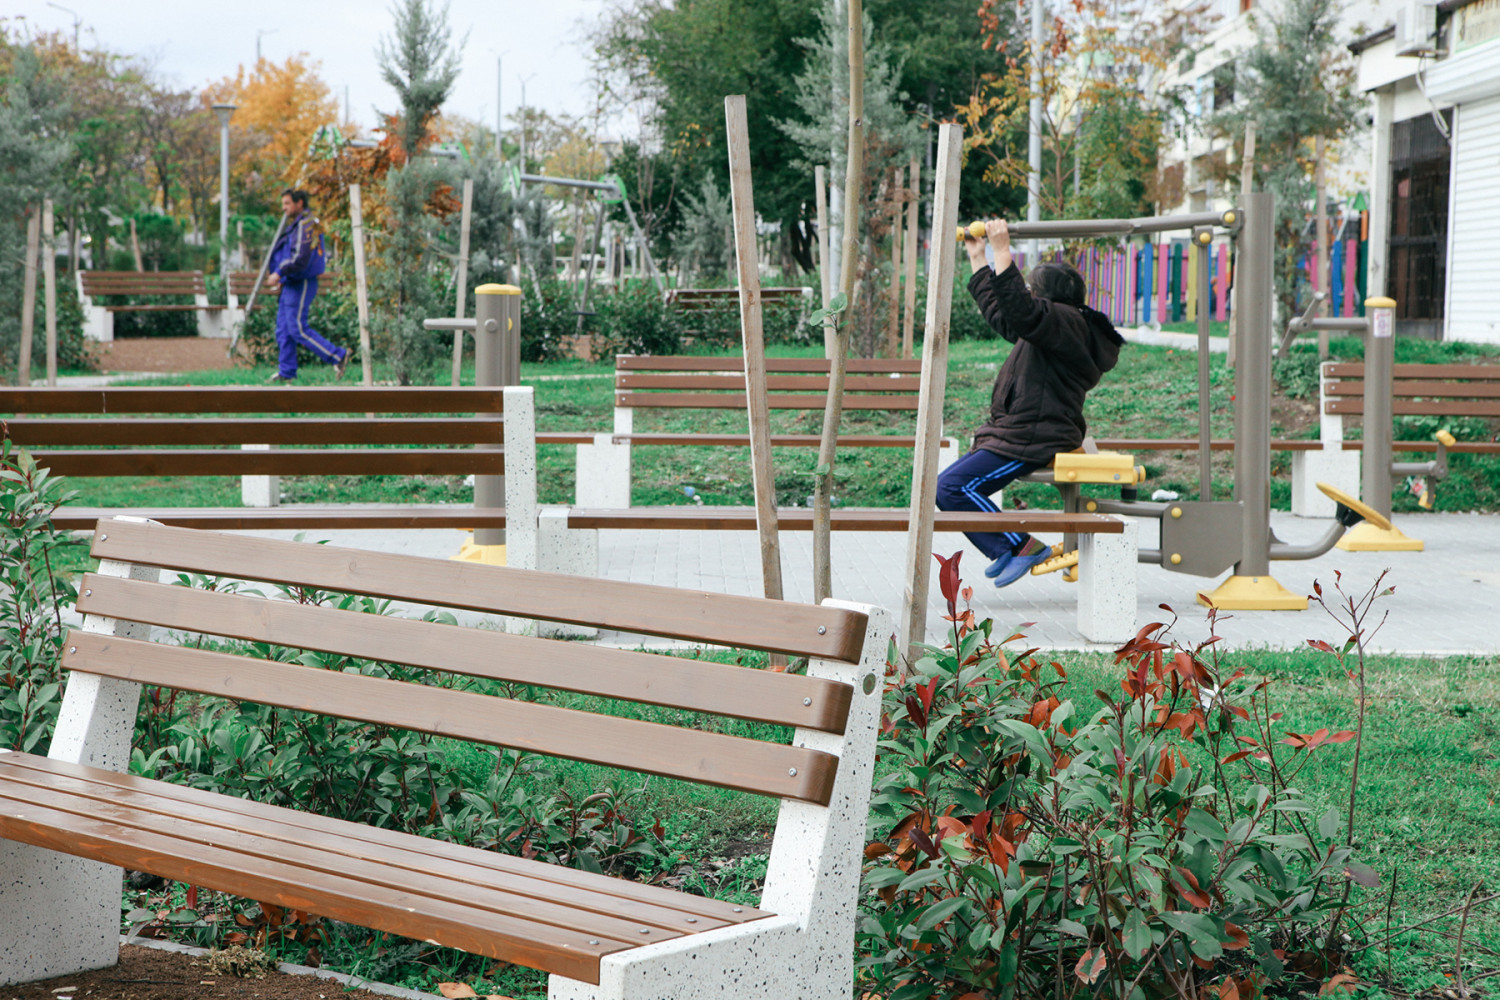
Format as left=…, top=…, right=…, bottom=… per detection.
left=1207, top=0, right=1361, bottom=322
left=371, top=0, right=463, bottom=384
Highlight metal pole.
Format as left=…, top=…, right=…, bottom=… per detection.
left=212, top=104, right=237, bottom=277
left=1362, top=297, right=1397, bottom=522
left=1194, top=226, right=1213, bottom=500
left=1002, top=210, right=1236, bottom=239
left=577, top=200, right=605, bottom=336
left=1235, top=191, right=1273, bottom=578
left=472, top=284, right=521, bottom=547
left=451, top=177, right=474, bottom=387
left=42, top=199, right=57, bottom=386
left=1027, top=0, right=1043, bottom=262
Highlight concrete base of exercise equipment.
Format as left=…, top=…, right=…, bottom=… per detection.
left=1196, top=574, right=1308, bottom=611
left=1336, top=521, right=1425, bottom=552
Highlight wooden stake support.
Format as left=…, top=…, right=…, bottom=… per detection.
left=451, top=177, right=474, bottom=386
left=349, top=185, right=374, bottom=386
left=18, top=208, right=38, bottom=388
left=724, top=95, right=785, bottom=607
left=900, top=122, right=964, bottom=661
left=42, top=199, right=57, bottom=386
left=902, top=153, right=920, bottom=359
left=885, top=165, right=903, bottom=358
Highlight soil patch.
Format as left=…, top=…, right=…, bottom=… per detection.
left=96, top=337, right=239, bottom=374
left=14, top=944, right=423, bottom=1000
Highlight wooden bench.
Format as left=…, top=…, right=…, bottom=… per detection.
left=0, top=517, right=889, bottom=998
left=576, top=355, right=958, bottom=507
left=1303, top=361, right=1500, bottom=515
left=663, top=287, right=812, bottom=311
left=77, top=271, right=227, bottom=342
left=0, top=386, right=537, bottom=567
left=537, top=506, right=1138, bottom=643
left=227, top=270, right=349, bottom=313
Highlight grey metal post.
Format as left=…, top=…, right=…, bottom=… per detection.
left=1234, top=191, right=1274, bottom=578
left=212, top=104, right=236, bottom=278
left=1362, top=296, right=1398, bottom=521
left=472, top=284, right=522, bottom=547
left=1194, top=226, right=1214, bottom=500
left=1026, top=0, right=1043, bottom=262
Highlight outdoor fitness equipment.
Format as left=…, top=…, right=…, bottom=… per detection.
left=987, top=192, right=1390, bottom=611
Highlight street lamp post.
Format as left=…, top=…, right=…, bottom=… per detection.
left=212, top=104, right=237, bottom=276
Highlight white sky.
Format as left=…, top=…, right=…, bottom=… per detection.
left=7, top=0, right=617, bottom=136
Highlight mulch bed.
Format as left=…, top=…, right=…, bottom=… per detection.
left=12, top=944, right=422, bottom=1000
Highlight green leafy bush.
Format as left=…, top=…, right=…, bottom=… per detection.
left=1273, top=351, right=1322, bottom=399
left=0, top=444, right=82, bottom=752
left=588, top=283, right=690, bottom=358
left=859, top=552, right=1376, bottom=1000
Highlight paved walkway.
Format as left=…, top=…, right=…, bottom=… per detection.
left=233, top=509, right=1498, bottom=656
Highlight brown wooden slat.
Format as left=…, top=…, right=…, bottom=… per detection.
left=0, top=753, right=761, bottom=928
left=62, top=631, right=838, bottom=803
left=88, top=519, right=868, bottom=662
left=616, top=374, right=921, bottom=393
left=568, top=507, right=1124, bottom=533
left=537, top=431, right=601, bottom=445
left=1336, top=439, right=1500, bottom=453
left=77, top=575, right=852, bottom=733
left=1325, top=380, right=1500, bottom=398
left=612, top=433, right=937, bottom=448
left=3, top=417, right=502, bottom=446
left=615, top=356, right=922, bottom=374
left=104, top=304, right=222, bottom=312
left=1094, top=438, right=1322, bottom=452
left=1326, top=399, right=1500, bottom=417
left=0, top=765, right=633, bottom=982
left=615, top=392, right=920, bottom=411
left=30, top=448, right=501, bottom=478
left=52, top=506, right=507, bottom=531
left=0, top=770, right=700, bottom=943
left=0, top=386, right=506, bottom=415
left=1325, top=363, right=1500, bottom=380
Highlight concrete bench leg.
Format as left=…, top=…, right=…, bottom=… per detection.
left=575, top=434, right=631, bottom=508
left=1291, top=448, right=1360, bottom=518
left=536, top=507, right=599, bottom=639
left=1078, top=517, right=1137, bottom=643
left=81, top=306, right=112, bottom=343
left=241, top=444, right=280, bottom=507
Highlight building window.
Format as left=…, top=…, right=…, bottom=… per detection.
left=1389, top=110, right=1451, bottom=323
left=1213, top=63, right=1235, bottom=109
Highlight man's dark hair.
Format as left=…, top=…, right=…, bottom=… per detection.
left=281, top=188, right=311, bottom=210
left=1028, top=261, right=1087, bottom=307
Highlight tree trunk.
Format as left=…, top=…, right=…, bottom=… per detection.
left=812, top=0, right=864, bottom=602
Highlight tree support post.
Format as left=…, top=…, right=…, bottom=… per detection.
left=451, top=177, right=474, bottom=387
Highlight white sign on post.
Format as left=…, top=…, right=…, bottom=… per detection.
left=1373, top=309, right=1393, bottom=339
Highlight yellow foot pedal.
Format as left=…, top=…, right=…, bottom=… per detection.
left=1031, top=549, right=1078, bottom=577
left=453, top=542, right=508, bottom=565
left=1051, top=451, right=1142, bottom=485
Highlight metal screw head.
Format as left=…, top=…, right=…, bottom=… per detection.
left=788, top=767, right=798, bottom=777
left=802, top=697, right=812, bottom=706
left=733, top=907, right=743, bottom=913
left=100, top=534, right=108, bottom=541
left=685, top=917, right=697, bottom=924
left=588, top=938, right=599, bottom=945
left=817, top=625, right=826, bottom=635
left=639, top=928, right=650, bottom=934
left=84, top=589, right=92, bottom=597
left=68, top=646, right=77, bottom=654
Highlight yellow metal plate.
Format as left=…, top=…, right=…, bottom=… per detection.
left=1316, top=482, right=1393, bottom=532
left=1052, top=451, right=1141, bottom=485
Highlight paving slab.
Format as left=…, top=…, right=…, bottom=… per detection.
left=219, top=510, right=1499, bottom=657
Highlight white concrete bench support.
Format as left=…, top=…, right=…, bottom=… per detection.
left=1077, top=516, right=1138, bottom=643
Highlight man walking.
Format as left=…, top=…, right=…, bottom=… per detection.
left=265, top=189, right=348, bottom=382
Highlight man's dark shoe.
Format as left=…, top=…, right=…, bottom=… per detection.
left=334, top=350, right=349, bottom=382
left=267, top=373, right=296, bottom=384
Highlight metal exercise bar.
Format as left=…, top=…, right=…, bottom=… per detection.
left=1194, top=226, right=1213, bottom=500
left=1004, top=209, right=1237, bottom=240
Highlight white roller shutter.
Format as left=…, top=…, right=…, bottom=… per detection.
left=1446, top=96, right=1500, bottom=343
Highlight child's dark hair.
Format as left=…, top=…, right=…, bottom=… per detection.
left=1028, top=261, right=1087, bottom=307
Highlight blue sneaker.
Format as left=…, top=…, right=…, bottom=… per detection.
left=984, top=553, right=1013, bottom=578
left=994, top=543, right=1050, bottom=588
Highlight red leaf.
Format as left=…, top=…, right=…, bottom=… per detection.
left=933, top=551, right=963, bottom=618
left=1074, top=948, right=1107, bottom=984
left=1307, top=639, right=1336, bottom=653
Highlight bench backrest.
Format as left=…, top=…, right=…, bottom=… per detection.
left=0, top=386, right=518, bottom=479
left=1320, top=362, right=1500, bottom=439
left=228, top=270, right=348, bottom=299
left=664, top=287, right=812, bottom=311
left=63, top=519, right=886, bottom=930
left=79, top=271, right=207, bottom=299
left=614, top=355, right=923, bottom=434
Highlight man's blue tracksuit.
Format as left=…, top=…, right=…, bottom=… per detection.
left=268, top=210, right=345, bottom=379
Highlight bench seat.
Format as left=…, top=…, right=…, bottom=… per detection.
left=0, top=752, right=769, bottom=984
left=50, top=505, right=507, bottom=532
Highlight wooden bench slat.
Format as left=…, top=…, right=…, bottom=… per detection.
left=1325, top=380, right=1500, bottom=398
left=0, top=758, right=649, bottom=983
left=1337, top=439, right=1500, bottom=453
left=0, top=386, right=506, bottom=415
left=4, top=417, right=502, bottom=447
left=1327, top=399, right=1500, bottom=417
left=615, top=392, right=920, bottom=411
left=89, top=519, right=869, bottom=662
left=77, top=575, right=853, bottom=733
left=0, top=752, right=762, bottom=928
left=31, top=448, right=502, bottom=478
left=610, top=433, right=940, bottom=448
left=103, top=304, right=225, bottom=312
left=1094, top=438, right=1322, bottom=452
left=0, top=766, right=714, bottom=942
left=1324, top=363, right=1500, bottom=379
left=567, top=507, right=1124, bottom=533
left=615, top=356, right=922, bottom=374
left=53, top=506, right=507, bottom=531
left=63, top=631, right=840, bottom=803
left=616, top=374, right=921, bottom=393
